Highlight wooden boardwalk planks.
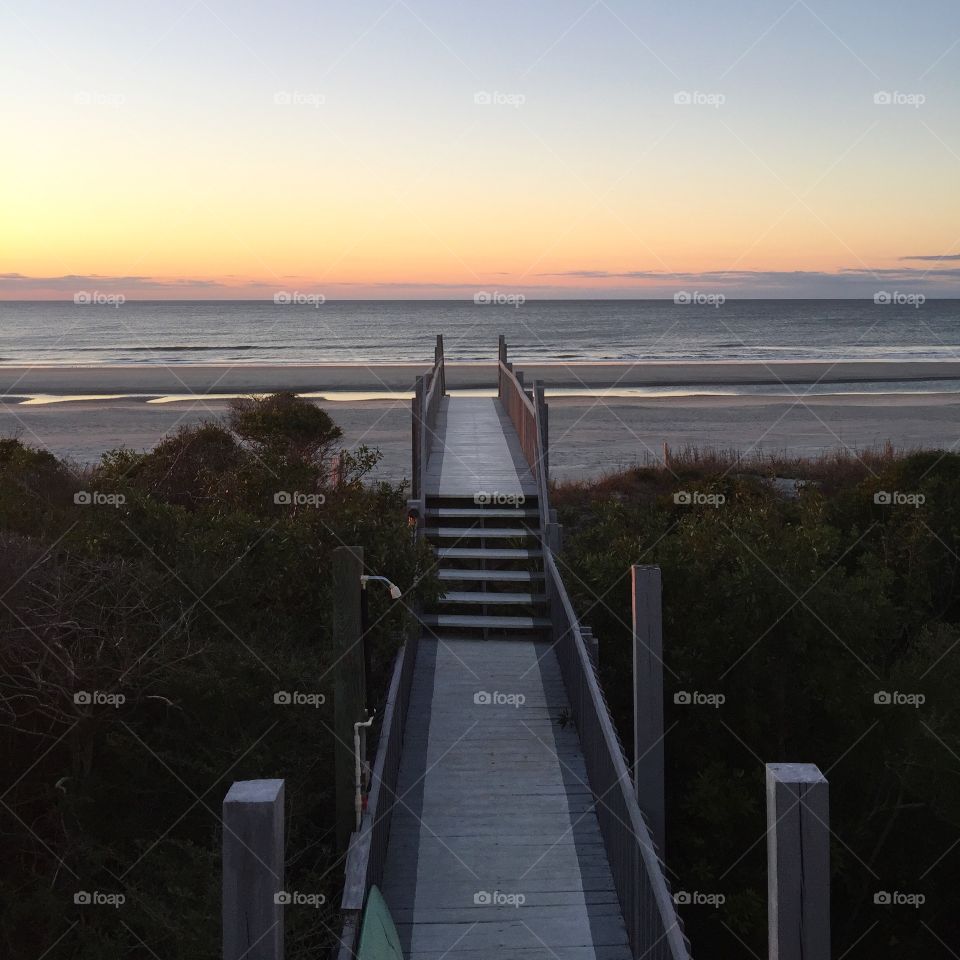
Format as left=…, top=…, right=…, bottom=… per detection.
left=380, top=639, right=631, bottom=960
left=424, top=397, right=538, bottom=498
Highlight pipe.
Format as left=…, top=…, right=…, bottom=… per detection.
left=354, top=714, right=375, bottom=831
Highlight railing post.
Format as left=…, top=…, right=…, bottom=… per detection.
left=534, top=382, right=548, bottom=484
left=631, top=564, right=665, bottom=858
left=435, top=334, right=445, bottom=393
left=412, top=375, right=425, bottom=502
left=419, top=375, right=430, bottom=502
left=766, top=764, right=830, bottom=960
left=223, top=779, right=285, bottom=960
left=498, top=333, right=506, bottom=366
left=333, top=546, right=366, bottom=853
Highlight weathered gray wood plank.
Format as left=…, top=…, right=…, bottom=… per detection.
left=632, top=564, right=665, bottom=858
left=766, top=763, right=830, bottom=960
left=425, top=398, right=537, bottom=497
left=379, top=639, right=631, bottom=959
left=222, top=779, right=284, bottom=960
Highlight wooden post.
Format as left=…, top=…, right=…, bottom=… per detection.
left=333, top=546, right=366, bottom=852
left=435, top=334, right=445, bottom=393
left=534, top=382, right=548, bottom=483
left=498, top=333, right=506, bottom=365
left=411, top=376, right=424, bottom=501
left=766, top=764, right=830, bottom=960
left=632, top=564, right=665, bottom=857
left=223, top=779, right=284, bottom=960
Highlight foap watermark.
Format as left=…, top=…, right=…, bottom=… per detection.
left=874, top=291, right=925, bottom=308
left=474, top=291, right=525, bottom=308
left=474, top=491, right=526, bottom=507
left=274, top=690, right=326, bottom=708
left=674, top=691, right=725, bottom=708
left=273, top=291, right=325, bottom=307
left=274, top=890, right=326, bottom=908
left=74, top=891, right=125, bottom=908
left=674, top=491, right=725, bottom=508
left=874, top=690, right=925, bottom=708
left=474, top=690, right=526, bottom=708
left=74, top=91, right=125, bottom=107
left=874, top=491, right=924, bottom=508
left=874, top=890, right=925, bottom=908
left=673, top=891, right=725, bottom=907
left=873, top=91, right=925, bottom=108
left=74, top=690, right=126, bottom=708
left=74, top=491, right=126, bottom=508
left=74, top=290, right=125, bottom=307
left=674, top=291, right=725, bottom=308
left=674, top=90, right=725, bottom=108
left=474, top=890, right=526, bottom=907
left=274, top=491, right=326, bottom=507
left=474, top=91, right=525, bottom=108
left=274, top=90, right=325, bottom=108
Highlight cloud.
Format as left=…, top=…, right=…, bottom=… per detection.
left=898, top=254, right=960, bottom=262
left=4, top=266, right=960, bottom=300
left=545, top=267, right=960, bottom=281
left=539, top=267, right=960, bottom=292
left=0, top=273, right=277, bottom=296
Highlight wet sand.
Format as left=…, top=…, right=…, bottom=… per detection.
left=3, top=359, right=960, bottom=394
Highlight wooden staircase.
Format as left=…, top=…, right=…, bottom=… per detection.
left=422, top=495, right=551, bottom=640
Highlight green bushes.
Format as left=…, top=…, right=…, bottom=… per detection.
left=555, top=450, right=960, bottom=958
left=0, top=397, right=435, bottom=960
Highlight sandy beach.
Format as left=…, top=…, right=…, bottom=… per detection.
left=3, top=389, right=957, bottom=481
left=1, top=359, right=957, bottom=478
left=3, top=359, right=960, bottom=394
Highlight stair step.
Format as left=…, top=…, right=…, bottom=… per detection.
left=440, top=591, right=547, bottom=605
left=422, top=614, right=552, bottom=630
left=436, top=547, right=543, bottom=560
left=437, top=568, right=545, bottom=582
left=426, top=507, right=539, bottom=520
left=426, top=527, right=538, bottom=539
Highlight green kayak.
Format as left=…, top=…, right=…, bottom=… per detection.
left=356, top=886, right=403, bottom=960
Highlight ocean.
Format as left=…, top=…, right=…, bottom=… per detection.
left=1, top=299, right=959, bottom=366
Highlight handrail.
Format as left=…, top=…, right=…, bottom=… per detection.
left=337, top=339, right=443, bottom=958
left=498, top=333, right=689, bottom=959
left=411, top=335, right=445, bottom=512
left=336, top=611, right=421, bottom=959
left=544, top=550, right=690, bottom=960
left=496, top=335, right=550, bottom=534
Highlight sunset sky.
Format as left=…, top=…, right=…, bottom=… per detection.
left=2, top=0, right=960, bottom=298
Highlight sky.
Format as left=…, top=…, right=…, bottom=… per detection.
left=2, top=0, right=960, bottom=299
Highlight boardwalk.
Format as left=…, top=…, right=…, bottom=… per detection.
left=380, top=638, right=631, bottom=959
left=380, top=392, right=631, bottom=958
left=425, top=397, right=538, bottom=498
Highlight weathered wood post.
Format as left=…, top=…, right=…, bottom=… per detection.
left=333, top=546, right=366, bottom=852
left=223, top=779, right=284, bottom=960
left=631, top=564, right=665, bottom=857
left=411, top=375, right=425, bottom=503
left=766, top=763, right=830, bottom=960
left=535, top=382, right=549, bottom=483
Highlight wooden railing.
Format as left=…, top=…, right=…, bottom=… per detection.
left=545, top=552, right=690, bottom=960
left=336, top=337, right=444, bottom=958
left=498, top=333, right=690, bottom=960
left=336, top=612, right=421, bottom=960
left=411, top=334, right=446, bottom=510
left=496, top=334, right=551, bottom=534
